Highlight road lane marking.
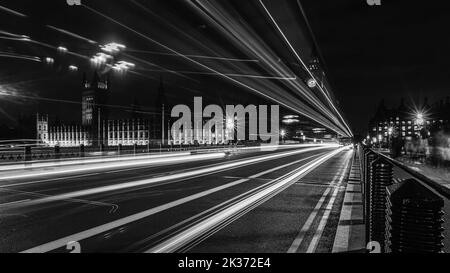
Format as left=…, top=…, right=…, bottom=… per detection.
left=146, top=148, right=347, bottom=253
left=306, top=153, right=351, bottom=253
left=126, top=154, right=328, bottom=251
left=287, top=151, right=351, bottom=253
left=287, top=179, right=337, bottom=253
left=20, top=151, right=328, bottom=253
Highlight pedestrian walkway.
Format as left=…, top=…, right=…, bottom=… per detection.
left=332, top=150, right=366, bottom=252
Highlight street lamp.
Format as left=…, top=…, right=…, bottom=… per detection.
left=416, top=112, right=425, bottom=126
left=387, top=126, right=394, bottom=150
left=280, top=130, right=286, bottom=143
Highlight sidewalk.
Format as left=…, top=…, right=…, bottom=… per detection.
left=332, top=149, right=366, bottom=252
left=397, top=157, right=450, bottom=189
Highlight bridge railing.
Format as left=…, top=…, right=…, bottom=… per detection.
left=359, top=144, right=449, bottom=253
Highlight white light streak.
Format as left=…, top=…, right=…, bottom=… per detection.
left=21, top=146, right=339, bottom=253
left=0, top=5, right=27, bottom=17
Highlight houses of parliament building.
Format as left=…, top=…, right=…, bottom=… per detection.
left=36, top=72, right=169, bottom=147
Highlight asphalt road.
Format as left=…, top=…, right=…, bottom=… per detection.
left=0, top=144, right=353, bottom=253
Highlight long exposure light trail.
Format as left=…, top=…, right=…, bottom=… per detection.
left=81, top=3, right=349, bottom=137
left=0, top=152, right=225, bottom=182
left=128, top=49, right=259, bottom=63
left=186, top=1, right=349, bottom=136
left=148, top=146, right=347, bottom=253
left=12, top=146, right=331, bottom=208
left=0, top=5, right=27, bottom=17
left=258, top=0, right=353, bottom=137
left=0, top=152, right=191, bottom=172
left=20, top=146, right=338, bottom=253
left=136, top=67, right=296, bottom=80
left=46, top=25, right=97, bottom=44
left=0, top=52, right=41, bottom=63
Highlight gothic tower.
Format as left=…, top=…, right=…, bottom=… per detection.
left=81, top=71, right=110, bottom=146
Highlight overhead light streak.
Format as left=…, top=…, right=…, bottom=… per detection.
left=186, top=1, right=348, bottom=136
left=0, top=52, right=41, bottom=63
left=0, top=5, right=27, bottom=17
left=258, top=0, right=353, bottom=137
left=81, top=4, right=347, bottom=136
left=136, top=67, right=296, bottom=80
left=46, top=25, right=97, bottom=44
left=0, top=30, right=29, bottom=39
left=128, top=49, right=259, bottom=63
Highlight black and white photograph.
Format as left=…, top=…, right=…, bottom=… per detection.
left=0, top=0, right=450, bottom=266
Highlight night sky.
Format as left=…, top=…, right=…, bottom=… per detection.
left=302, top=0, right=450, bottom=134
left=1, top=0, right=449, bottom=136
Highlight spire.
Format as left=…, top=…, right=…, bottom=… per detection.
left=156, top=76, right=168, bottom=108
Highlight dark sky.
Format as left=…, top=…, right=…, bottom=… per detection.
left=1, top=0, right=448, bottom=137
left=301, top=0, right=450, bottom=134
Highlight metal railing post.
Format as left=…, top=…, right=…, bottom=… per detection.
left=385, top=179, right=444, bottom=253
left=368, top=157, right=393, bottom=251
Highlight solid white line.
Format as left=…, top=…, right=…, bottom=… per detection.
left=147, top=148, right=346, bottom=253
left=287, top=152, right=351, bottom=253
left=306, top=153, right=351, bottom=253
left=21, top=152, right=325, bottom=253
left=286, top=175, right=339, bottom=253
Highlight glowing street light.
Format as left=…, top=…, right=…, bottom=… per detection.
left=68, top=65, right=78, bottom=72
left=44, top=57, right=54, bottom=65
left=226, top=117, right=234, bottom=130
left=101, top=42, right=126, bottom=54
left=280, top=129, right=286, bottom=143
left=57, top=46, right=68, bottom=54
left=415, top=112, right=425, bottom=126
left=90, top=52, right=113, bottom=68
left=112, top=61, right=135, bottom=73
left=307, top=78, right=317, bottom=88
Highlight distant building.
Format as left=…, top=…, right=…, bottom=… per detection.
left=37, top=72, right=155, bottom=147
left=368, top=97, right=450, bottom=144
